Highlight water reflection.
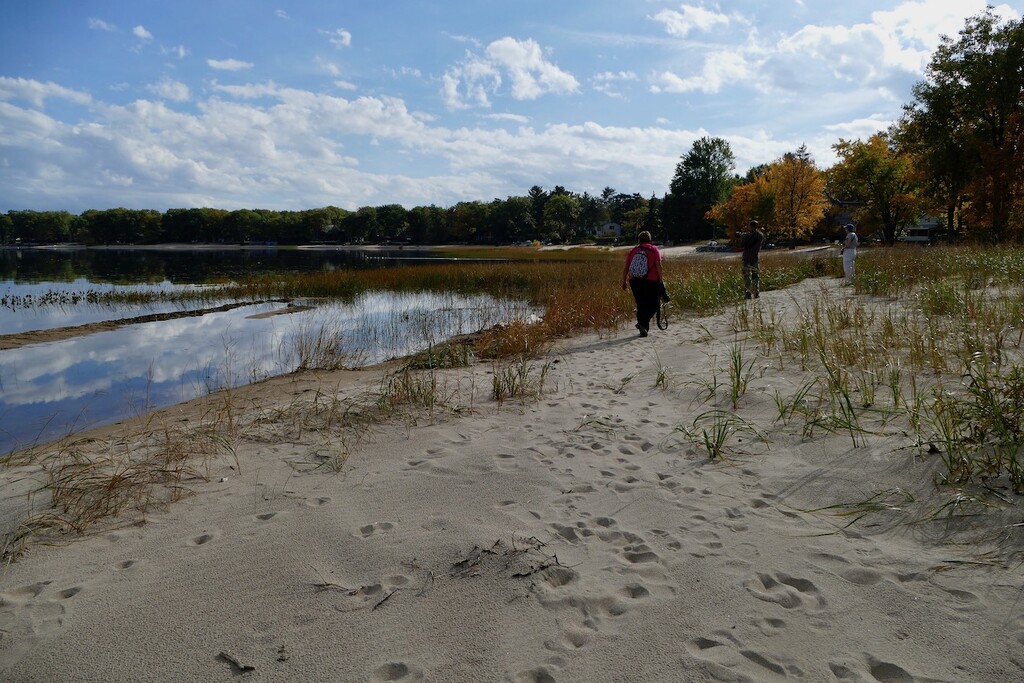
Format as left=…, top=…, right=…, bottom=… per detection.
left=0, top=290, right=529, bottom=455
left=0, top=245, right=469, bottom=285
left=1, top=278, right=215, bottom=334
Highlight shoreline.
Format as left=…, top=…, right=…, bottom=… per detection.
left=1, top=275, right=1020, bottom=681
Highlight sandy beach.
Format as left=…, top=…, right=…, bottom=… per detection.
left=1, top=274, right=1021, bottom=682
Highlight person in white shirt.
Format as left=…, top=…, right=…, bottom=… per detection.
left=841, top=223, right=858, bottom=285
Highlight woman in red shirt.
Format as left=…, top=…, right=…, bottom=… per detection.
left=622, top=231, right=664, bottom=337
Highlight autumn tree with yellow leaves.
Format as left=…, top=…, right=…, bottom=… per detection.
left=709, top=145, right=826, bottom=241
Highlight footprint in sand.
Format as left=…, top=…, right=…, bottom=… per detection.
left=189, top=533, right=215, bottom=546
left=864, top=655, right=917, bottom=683
left=0, top=581, right=69, bottom=654
left=686, top=631, right=795, bottom=680
left=838, top=566, right=885, bottom=586
left=620, top=583, right=650, bottom=600
left=494, top=452, right=519, bottom=471
left=754, top=616, right=787, bottom=636
left=358, top=521, right=395, bottom=538
left=514, top=666, right=557, bottom=683
left=58, top=586, right=82, bottom=599
left=622, top=543, right=660, bottom=565
left=371, top=661, right=422, bottom=681
left=551, top=522, right=594, bottom=543
left=744, top=571, right=827, bottom=610
left=541, top=566, right=578, bottom=589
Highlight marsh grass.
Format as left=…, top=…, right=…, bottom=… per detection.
left=772, top=378, right=816, bottom=426
left=727, top=343, right=759, bottom=409
left=2, top=424, right=236, bottom=561
left=474, top=318, right=550, bottom=359
left=404, top=342, right=474, bottom=370
left=737, top=245, right=1024, bottom=506
left=9, top=244, right=1024, bottom=556
left=802, top=488, right=916, bottom=529
left=378, top=366, right=451, bottom=415
left=291, top=318, right=358, bottom=371
left=492, top=356, right=551, bottom=404
left=652, top=352, right=671, bottom=390
left=678, top=409, right=767, bottom=461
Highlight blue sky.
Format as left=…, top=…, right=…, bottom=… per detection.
left=0, top=1, right=1019, bottom=213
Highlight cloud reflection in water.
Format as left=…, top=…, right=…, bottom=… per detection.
left=0, top=291, right=527, bottom=454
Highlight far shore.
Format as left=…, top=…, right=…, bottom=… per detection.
left=1, top=240, right=837, bottom=259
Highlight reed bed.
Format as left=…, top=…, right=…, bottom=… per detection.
left=733, top=245, right=1024, bottom=500
left=12, top=244, right=1024, bottom=556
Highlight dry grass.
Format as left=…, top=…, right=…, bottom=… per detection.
left=7, top=244, right=1023, bottom=560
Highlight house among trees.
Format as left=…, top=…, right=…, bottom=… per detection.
left=595, top=222, right=622, bottom=239
left=898, top=216, right=943, bottom=244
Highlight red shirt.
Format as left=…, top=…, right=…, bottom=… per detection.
left=624, top=242, right=662, bottom=282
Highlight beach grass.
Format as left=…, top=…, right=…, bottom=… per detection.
left=5, top=244, right=1024, bottom=556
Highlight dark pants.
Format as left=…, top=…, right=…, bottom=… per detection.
left=629, top=278, right=660, bottom=332
left=743, top=263, right=760, bottom=298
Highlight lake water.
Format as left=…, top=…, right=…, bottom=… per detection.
left=0, top=247, right=530, bottom=455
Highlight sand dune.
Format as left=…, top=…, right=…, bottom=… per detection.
left=1, top=277, right=1021, bottom=682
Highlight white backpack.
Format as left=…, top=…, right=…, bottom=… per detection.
left=628, top=250, right=649, bottom=278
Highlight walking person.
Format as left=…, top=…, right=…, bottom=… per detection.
left=622, top=231, right=663, bottom=337
left=740, top=220, right=764, bottom=299
left=841, top=223, right=858, bottom=285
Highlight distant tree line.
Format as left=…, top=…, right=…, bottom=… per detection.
left=0, top=188, right=661, bottom=247
left=1, top=9, right=1019, bottom=248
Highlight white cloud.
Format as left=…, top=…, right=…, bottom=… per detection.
left=591, top=70, right=638, bottom=97
left=485, top=113, right=530, bottom=124
left=442, top=55, right=501, bottom=109
left=88, top=18, right=116, bottom=32
left=393, top=66, right=423, bottom=79
left=207, top=58, right=254, bottom=71
left=5, top=3, right=1016, bottom=214
left=0, top=77, right=711, bottom=212
left=443, top=37, right=578, bottom=109
left=651, top=4, right=730, bottom=37
left=446, top=33, right=483, bottom=48
left=276, top=10, right=290, bottom=20
left=650, top=51, right=753, bottom=94
left=162, top=45, right=189, bottom=59
left=147, top=79, right=191, bottom=102
left=0, top=77, right=93, bottom=108
left=326, top=28, right=352, bottom=48
left=486, top=38, right=579, bottom=100
left=317, top=58, right=342, bottom=77
left=646, top=0, right=1008, bottom=104
left=133, top=25, right=154, bottom=41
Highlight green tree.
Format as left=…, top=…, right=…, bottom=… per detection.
left=340, top=206, right=378, bottom=243
left=376, top=204, right=409, bottom=241
left=447, top=201, right=487, bottom=243
left=487, top=196, right=535, bottom=243
left=407, top=205, right=446, bottom=243
left=6, top=210, right=77, bottom=243
left=828, top=133, right=922, bottom=245
left=528, top=185, right=548, bottom=236
left=643, top=194, right=663, bottom=242
left=0, top=213, right=12, bottom=244
left=543, top=193, right=582, bottom=242
left=621, top=200, right=650, bottom=242
left=224, top=209, right=264, bottom=243
left=901, top=7, right=1024, bottom=239
left=576, top=192, right=609, bottom=239
left=663, top=136, right=735, bottom=242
